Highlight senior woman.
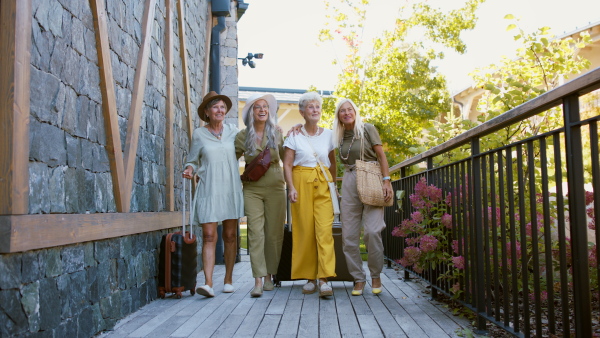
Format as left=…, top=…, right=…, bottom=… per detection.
left=182, top=91, right=244, bottom=297
left=333, top=98, right=392, bottom=295
left=235, top=93, right=286, bottom=298
left=283, top=91, right=337, bottom=297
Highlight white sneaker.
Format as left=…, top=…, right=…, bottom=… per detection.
left=196, top=285, right=214, bottom=297
left=319, top=282, right=333, bottom=297
left=223, top=283, right=235, bottom=293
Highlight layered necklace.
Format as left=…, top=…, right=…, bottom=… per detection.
left=206, top=125, right=223, bottom=139
left=301, top=125, right=322, bottom=138
left=339, top=135, right=356, bottom=162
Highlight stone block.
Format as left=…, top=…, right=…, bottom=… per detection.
left=61, top=245, right=85, bottom=274
left=38, top=277, right=60, bottom=330
left=82, top=171, right=96, bottom=213
left=30, top=67, right=61, bottom=125
left=49, top=166, right=67, bottom=213
left=90, top=142, right=109, bottom=173
left=117, top=258, right=127, bottom=290
left=71, top=17, right=86, bottom=57
left=69, top=270, right=87, bottom=315
left=100, top=291, right=120, bottom=320
left=43, top=248, right=62, bottom=278
left=77, top=306, right=95, bottom=338
left=22, top=251, right=43, bottom=284
left=76, top=93, right=91, bottom=139
left=95, top=239, right=120, bottom=262
left=96, top=260, right=117, bottom=298
left=90, top=303, right=106, bottom=334
left=60, top=10, right=73, bottom=48
left=57, top=0, right=81, bottom=17
left=29, top=119, right=67, bottom=167
left=0, top=289, right=28, bottom=336
left=21, top=281, right=40, bottom=332
left=0, top=253, right=22, bottom=289
left=66, top=134, right=81, bottom=168
left=86, top=265, right=99, bottom=304
left=119, top=289, right=132, bottom=317
left=64, top=167, right=82, bottom=213
left=28, top=161, right=50, bottom=214
left=31, top=21, right=53, bottom=72
left=48, top=1, right=64, bottom=37
left=55, top=317, right=77, bottom=338
left=49, top=36, right=67, bottom=78
left=83, top=242, right=95, bottom=268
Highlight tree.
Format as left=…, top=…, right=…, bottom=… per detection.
left=319, top=0, right=485, bottom=165
left=419, top=17, right=592, bottom=164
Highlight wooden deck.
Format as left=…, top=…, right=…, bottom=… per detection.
left=100, top=251, right=471, bottom=337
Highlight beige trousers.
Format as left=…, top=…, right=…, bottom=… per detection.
left=340, top=168, right=386, bottom=283
left=244, top=166, right=286, bottom=278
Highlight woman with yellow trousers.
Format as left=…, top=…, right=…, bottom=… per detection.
left=283, top=92, right=337, bottom=297
left=235, top=93, right=286, bottom=297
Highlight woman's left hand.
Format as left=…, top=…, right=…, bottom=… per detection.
left=383, top=180, right=393, bottom=202
left=286, top=123, right=303, bottom=137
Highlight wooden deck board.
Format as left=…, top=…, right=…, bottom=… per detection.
left=100, top=254, right=474, bottom=337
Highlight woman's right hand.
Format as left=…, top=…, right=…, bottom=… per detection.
left=182, top=166, right=194, bottom=179
left=288, top=187, right=298, bottom=203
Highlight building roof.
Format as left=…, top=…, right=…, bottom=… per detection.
left=239, top=87, right=334, bottom=104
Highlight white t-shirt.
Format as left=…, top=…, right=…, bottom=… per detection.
left=284, top=128, right=335, bottom=167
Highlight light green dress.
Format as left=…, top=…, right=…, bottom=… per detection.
left=184, top=123, right=244, bottom=224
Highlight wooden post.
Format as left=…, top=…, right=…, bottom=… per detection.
left=0, top=0, right=32, bottom=215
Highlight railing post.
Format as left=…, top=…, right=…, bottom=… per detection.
left=471, top=137, right=487, bottom=333
left=563, top=94, right=592, bottom=337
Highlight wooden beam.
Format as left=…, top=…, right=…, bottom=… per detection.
left=90, top=0, right=127, bottom=212
left=0, top=212, right=185, bottom=253
left=165, top=0, right=174, bottom=210
left=178, top=0, right=197, bottom=141
left=122, top=0, right=157, bottom=209
left=0, top=0, right=31, bottom=215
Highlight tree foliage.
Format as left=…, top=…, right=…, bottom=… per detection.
left=418, top=17, right=592, bottom=165
left=319, top=0, right=485, bottom=165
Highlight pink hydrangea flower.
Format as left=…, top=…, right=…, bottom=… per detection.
left=419, top=235, right=438, bottom=253
left=452, top=256, right=465, bottom=270
left=411, top=211, right=424, bottom=223
left=441, top=213, right=452, bottom=228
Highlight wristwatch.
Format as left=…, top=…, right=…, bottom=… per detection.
left=382, top=176, right=390, bottom=181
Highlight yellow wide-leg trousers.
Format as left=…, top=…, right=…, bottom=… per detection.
left=290, top=166, right=336, bottom=280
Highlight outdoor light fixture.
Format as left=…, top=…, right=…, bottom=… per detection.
left=238, top=52, right=264, bottom=68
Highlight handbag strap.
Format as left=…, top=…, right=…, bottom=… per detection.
left=300, top=129, right=333, bottom=183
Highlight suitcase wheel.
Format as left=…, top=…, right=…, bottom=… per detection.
left=176, top=294, right=181, bottom=299
left=191, top=289, right=195, bottom=296
left=159, top=290, right=166, bottom=299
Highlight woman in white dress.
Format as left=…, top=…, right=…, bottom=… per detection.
left=182, top=91, right=244, bottom=297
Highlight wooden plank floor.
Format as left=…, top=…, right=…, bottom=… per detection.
left=100, top=252, right=471, bottom=337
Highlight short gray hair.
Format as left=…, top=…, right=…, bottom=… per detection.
left=298, top=92, right=323, bottom=112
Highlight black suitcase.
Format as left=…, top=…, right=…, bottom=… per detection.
left=158, top=179, right=198, bottom=298
left=274, top=221, right=353, bottom=286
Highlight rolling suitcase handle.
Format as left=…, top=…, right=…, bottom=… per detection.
left=182, top=176, right=193, bottom=237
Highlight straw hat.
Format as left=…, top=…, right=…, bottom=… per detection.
left=241, top=93, right=277, bottom=126
left=197, top=91, right=233, bottom=122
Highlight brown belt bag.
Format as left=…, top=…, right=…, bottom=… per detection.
left=241, top=146, right=271, bottom=181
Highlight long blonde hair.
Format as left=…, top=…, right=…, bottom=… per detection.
left=332, top=98, right=364, bottom=147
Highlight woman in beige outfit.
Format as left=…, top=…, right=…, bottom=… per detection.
left=235, top=93, right=286, bottom=297
left=333, top=98, right=392, bottom=295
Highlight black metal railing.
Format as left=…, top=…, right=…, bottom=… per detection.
left=383, top=68, right=600, bottom=337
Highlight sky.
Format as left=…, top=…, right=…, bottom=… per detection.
left=237, top=0, right=600, bottom=94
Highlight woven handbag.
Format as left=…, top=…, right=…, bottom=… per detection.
left=355, top=137, right=393, bottom=207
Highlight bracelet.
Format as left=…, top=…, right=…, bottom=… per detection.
left=382, top=176, right=390, bottom=181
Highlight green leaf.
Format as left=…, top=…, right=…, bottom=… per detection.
left=506, top=24, right=517, bottom=31
left=504, top=14, right=515, bottom=19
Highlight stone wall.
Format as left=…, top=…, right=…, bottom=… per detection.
left=0, top=0, right=242, bottom=336
left=28, top=0, right=210, bottom=214
left=0, top=230, right=178, bottom=337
